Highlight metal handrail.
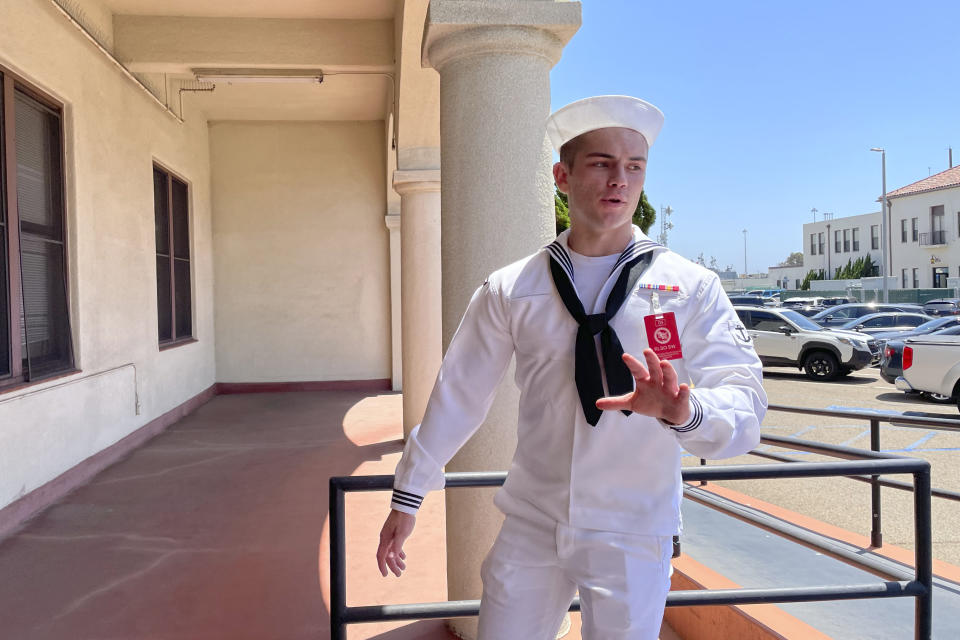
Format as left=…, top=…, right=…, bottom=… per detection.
left=761, top=403, right=960, bottom=547
left=329, top=445, right=933, bottom=639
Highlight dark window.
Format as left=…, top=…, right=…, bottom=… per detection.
left=0, top=69, right=73, bottom=387
left=747, top=311, right=786, bottom=332
left=902, top=269, right=908, bottom=288
left=871, top=224, right=879, bottom=250
left=810, top=233, right=816, bottom=255
left=901, top=219, right=907, bottom=242
left=933, top=267, right=949, bottom=288
left=913, top=268, right=919, bottom=288
left=862, top=316, right=893, bottom=328
left=153, top=166, right=193, bottom=345
left=912, top=217, right=918, bottom=241
left=852, top=228, right=859, bottom=252
left=843, top=229, right=850, bottom=252
left=835, top=230, right=841, bottom=253
left=817, top=232, right=824, bottom=254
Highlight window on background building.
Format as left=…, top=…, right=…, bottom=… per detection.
left=810, top=233, right=816, bottom=254
left=818, top=232, right=824, bottom=254
left=843, top=229, right=850, bottom=252
left=835, top=230, right=841, bottom=253
left=913, top=268, right=919, bottom=288
left=852, top=228, right=860, bottom=252
left=902, top=269, right=909, bottom=288
left=871, top=225, right=879, bottom=250
left=153, top=165, right=193, bottom=346
left=912, top=217, right=919, bottom=241
left=901, top=219, right=907, bottom=242
left=0, top=69, right=74, bottom=387
left=931, top=205, right=944, bottom=244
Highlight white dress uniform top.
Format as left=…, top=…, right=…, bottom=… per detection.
left=389, top=225, right=766, bottom=535
left=383, top=94, right=766, bottom=639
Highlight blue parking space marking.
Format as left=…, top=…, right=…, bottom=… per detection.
left=905, top=431, right=938, bottom=451
left=824, top=405, right=904, bottom=416
left=840, top=429, right=871, bottom=447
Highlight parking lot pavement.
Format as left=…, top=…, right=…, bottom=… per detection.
left=682, top=365, right=960, bottom=566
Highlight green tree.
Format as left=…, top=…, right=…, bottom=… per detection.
left=555, top=189, right=570, bottom=235
left=800, top=268, right=825, bottom=291
left=554, top=187, right=656, bottom=235
left=780, top=251, right=804, bottom=267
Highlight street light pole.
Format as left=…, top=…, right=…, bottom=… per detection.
left=742, top=229, right=747, bottom=276
left=871, top=148, right=889, bottom=302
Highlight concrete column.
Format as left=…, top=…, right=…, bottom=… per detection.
left=393, top=169, right=443, bottom=439
left=423, top=2, right=580, bottom=638
left=384, top=213, right=403, bottom=391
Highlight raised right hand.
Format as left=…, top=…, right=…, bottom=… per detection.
left=376, top=509, right=417, bottom=577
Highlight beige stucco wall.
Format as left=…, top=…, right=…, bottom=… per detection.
left=210, top=121, right=391, bottom=383
left=0, top=0, right=215, bottom=509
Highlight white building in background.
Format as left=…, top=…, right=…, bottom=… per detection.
left=801, top=165, right=960, bottom=289
left=885, top=165, right=960, bottom=289
left=803, top=211, right=882, bottom=278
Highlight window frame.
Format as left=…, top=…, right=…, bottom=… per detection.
left=851, top=227, right=859, bottom=252
left=901, top=219, right=907, bottom=243
left=871, top=224, right=879, bottom=250
left=912, top=217, right=919, bottom=242
left=843, top=228, right=850, bottom=252
left=0, top=65, right=75, bottom=391
left=152, top=162, right=195, bottom=349
left=834, top=230, right=841, bottom=253
left=809, top=233, right=816, bottom=255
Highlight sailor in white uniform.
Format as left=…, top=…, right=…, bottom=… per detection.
left=376, top=95, right=767, bottom=639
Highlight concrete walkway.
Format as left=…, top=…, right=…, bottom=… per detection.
left=0, top=391, right=682, bottom=639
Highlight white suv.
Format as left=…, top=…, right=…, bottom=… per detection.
left=733, top=306, right=879, bottom=381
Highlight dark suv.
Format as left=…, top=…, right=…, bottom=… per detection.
left=922, top=298, right=960, bottom=317
left=811, top=303, right=924, bottom=328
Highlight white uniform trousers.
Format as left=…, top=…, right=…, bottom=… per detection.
left=477, top=513, right=672, bottom=640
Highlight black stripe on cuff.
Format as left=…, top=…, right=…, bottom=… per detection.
left=391, top=490, right=423, bottom=509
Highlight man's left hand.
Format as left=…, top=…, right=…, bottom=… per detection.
left=595, top=349, right=691, bottom=425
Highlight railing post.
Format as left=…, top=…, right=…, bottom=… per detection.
left=329, top=479, right=347, bottom=640
left=914, top=467, right=933, bottom=640
left=870, top=418, right=883, bottom=547
left=700, top=458, right=707, bottom=486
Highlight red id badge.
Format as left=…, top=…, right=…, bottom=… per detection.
left=644, top=312, right=683, bottom=360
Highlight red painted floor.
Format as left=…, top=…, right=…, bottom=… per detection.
left=0, top=391, right=677, bottom=639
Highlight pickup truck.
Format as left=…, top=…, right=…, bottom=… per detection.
left=895, top=334, right=960, bottom=411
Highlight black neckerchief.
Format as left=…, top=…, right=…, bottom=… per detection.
left=545, top=237, right=658, bottom=426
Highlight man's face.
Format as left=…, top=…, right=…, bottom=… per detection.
left=553, top=127, right=648, bottom=238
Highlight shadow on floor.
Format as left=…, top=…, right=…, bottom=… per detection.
left=0, top=390, right=402, bottom=640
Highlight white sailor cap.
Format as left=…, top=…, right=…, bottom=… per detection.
left=546, top=95, right=665, bottom=152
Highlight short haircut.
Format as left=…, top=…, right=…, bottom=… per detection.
left=559, top=134, right=584, bottom=171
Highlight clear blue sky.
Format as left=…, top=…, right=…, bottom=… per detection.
left=550, top=0, right=960, bottom=274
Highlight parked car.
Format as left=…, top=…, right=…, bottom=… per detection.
left=922, top=298, right=960, bottom=317
left=872, top=316, right=960, bottom=348
left=727, top=295, right=766, bottom=306
left=792, top=305, right=827, bottom=317
left=821, top=296, right=854, bottom=307
left=880, top=326, right=960, bottom=400
left=895, top=334, right=960, bottom=411
left=835, top=312, right=932, bottom=337
left=781, top=296, right=825, bottom=309
left=734, top=306, right=878, bottom=381
left=811, top=303, right=924, bottom=327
